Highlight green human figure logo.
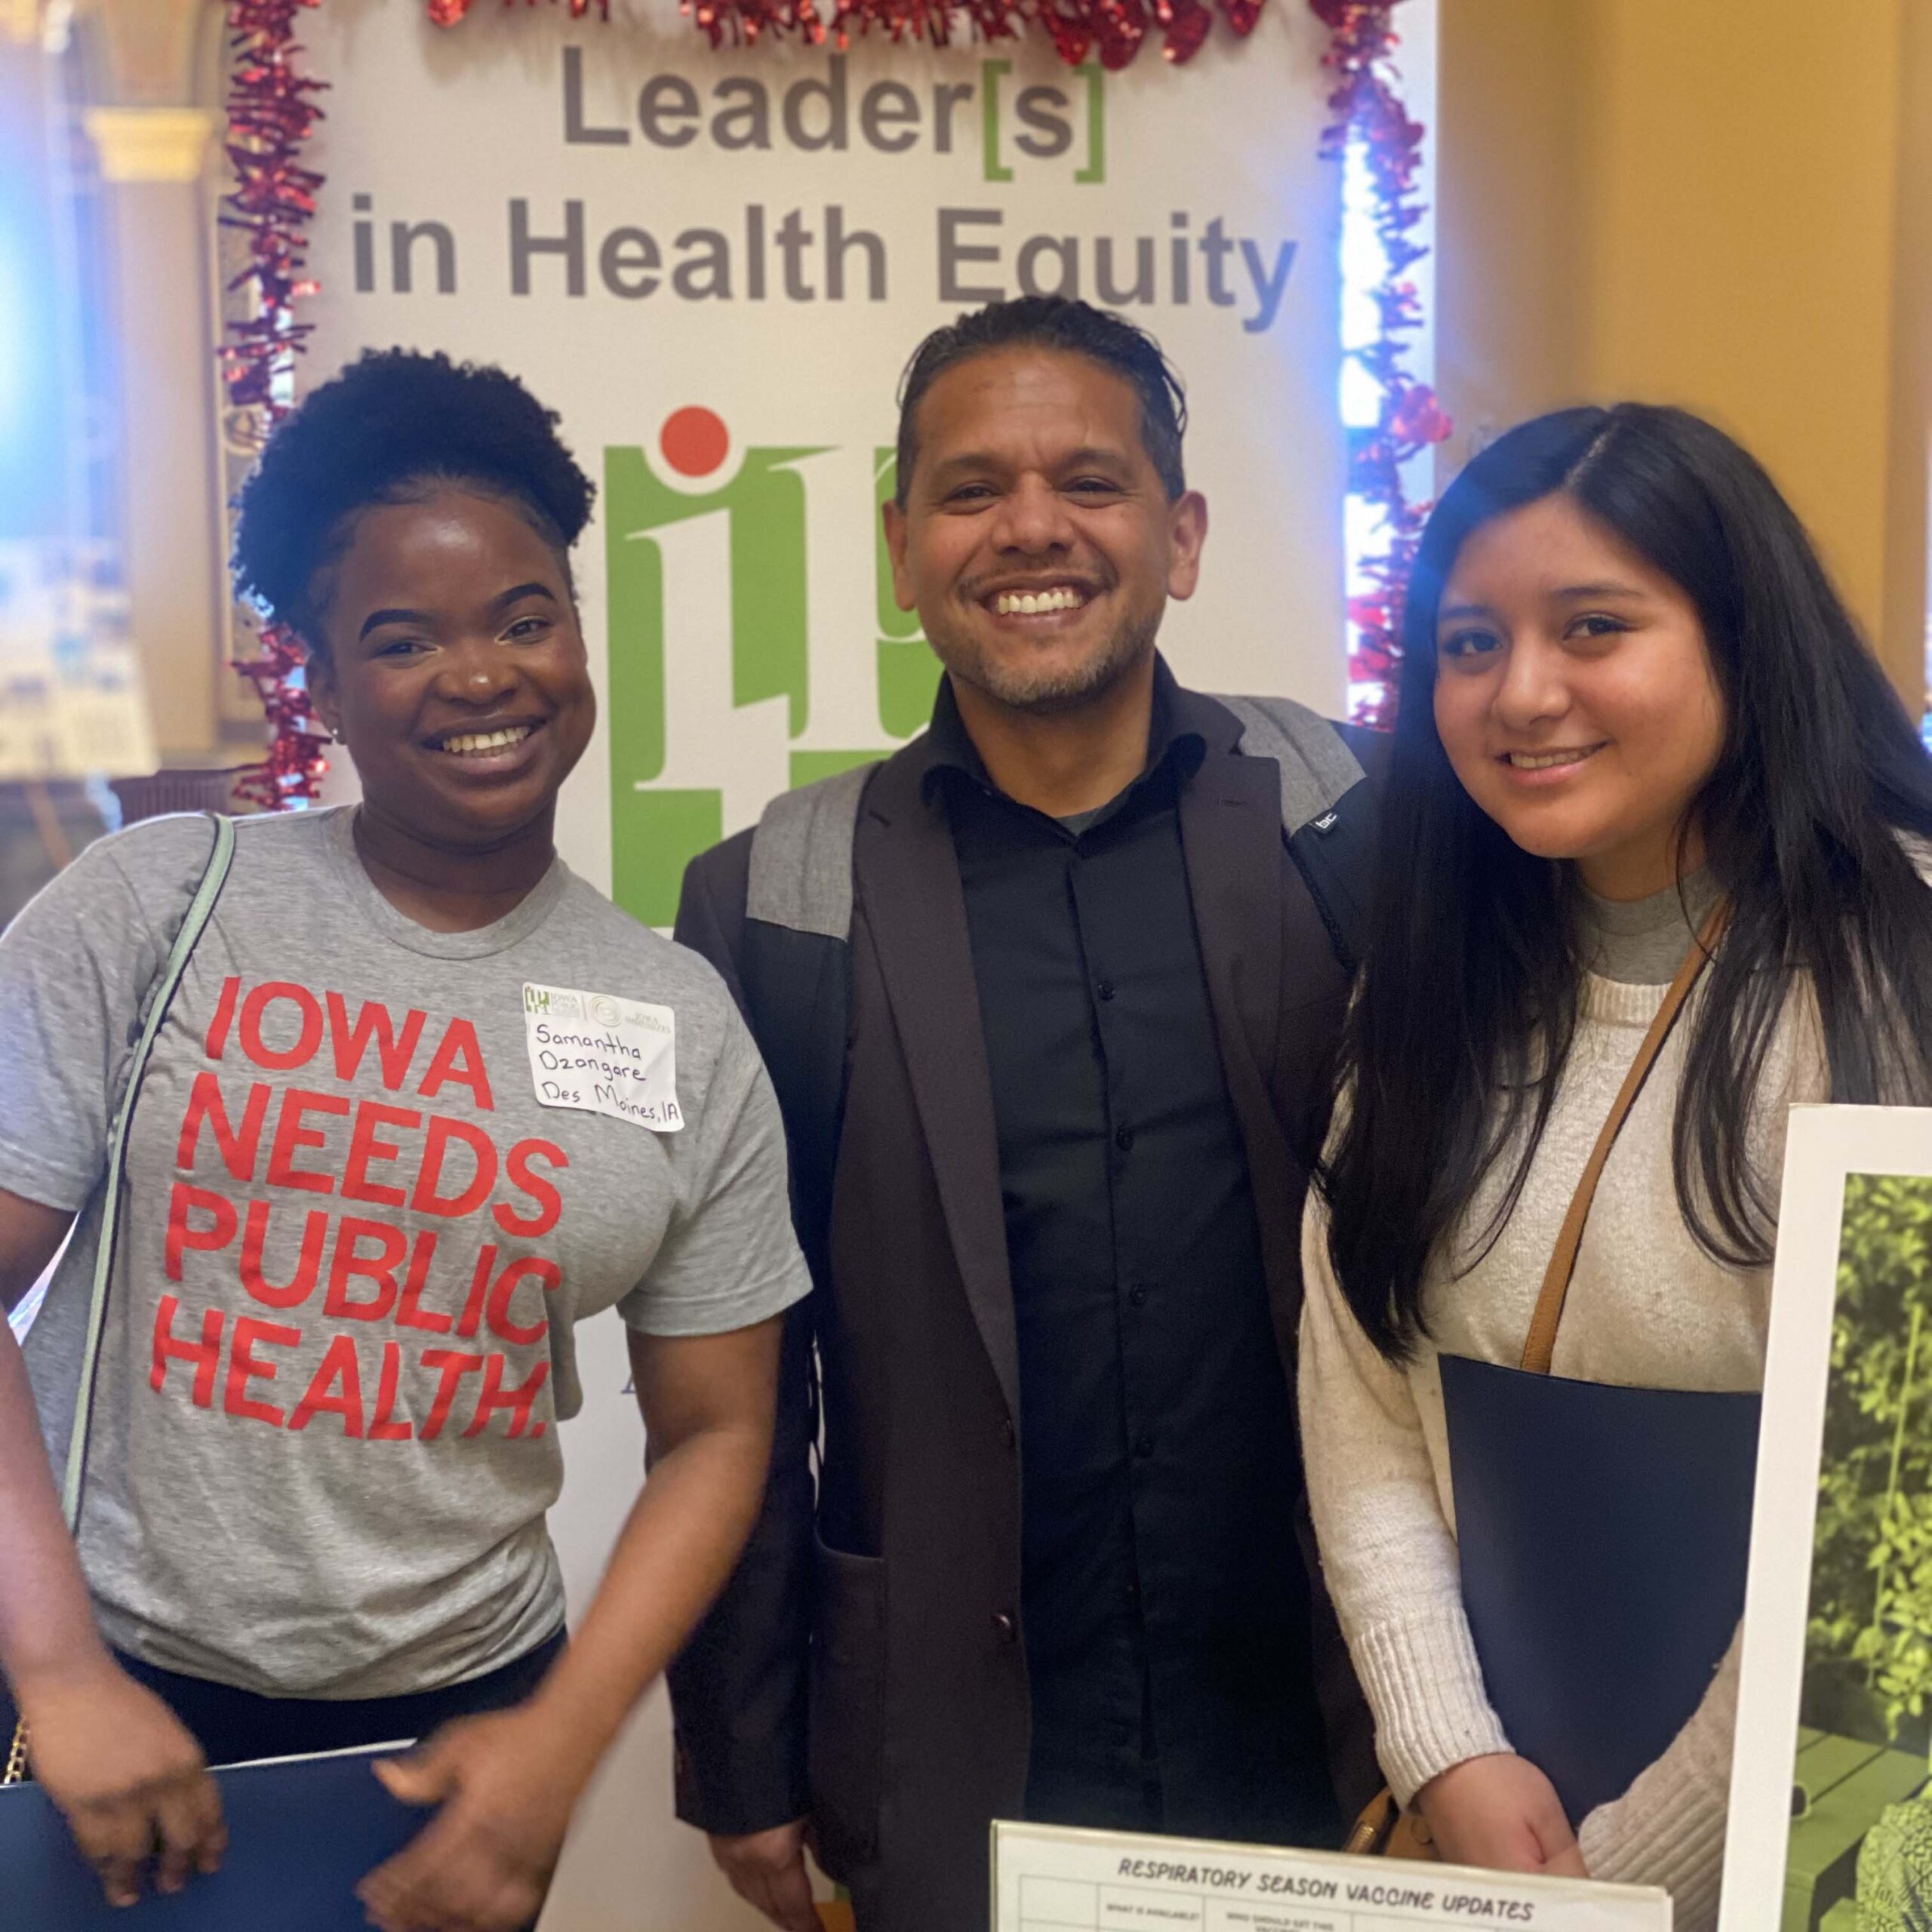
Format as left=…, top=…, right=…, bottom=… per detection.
left=605, top=408, right=940, bottom=925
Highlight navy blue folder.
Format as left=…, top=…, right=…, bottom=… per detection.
left=1440, top=1353, right=1760, bottom=1825
left=0, top=1740, right=423, bottom=1927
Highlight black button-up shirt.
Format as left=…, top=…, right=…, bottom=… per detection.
left=926, top=663, right=1336, bottom=1847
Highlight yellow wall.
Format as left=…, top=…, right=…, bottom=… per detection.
left=1436, top=0, right=1931, bottom=712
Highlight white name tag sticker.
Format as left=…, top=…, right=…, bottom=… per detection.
left=522, top=982, right=682, bottom=1133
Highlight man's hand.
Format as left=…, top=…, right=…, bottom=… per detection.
left=1414, top=1753, right=1578, bottom=1873
left=709, top=1818, right=820, bottom=1932
left=19, top=1657, right=225, bottom=1906
left=357, top=1709, right=580, bottom=1932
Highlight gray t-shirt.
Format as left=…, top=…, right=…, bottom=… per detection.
left=2, top=808, right=809, bottom=1697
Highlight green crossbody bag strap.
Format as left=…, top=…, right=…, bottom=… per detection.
left=58, top=812, right=235, bottom=1529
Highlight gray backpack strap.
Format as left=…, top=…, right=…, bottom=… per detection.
left=746, top=761, right=875, bottom=941
left=63, top=811, right=235, bottom=1526
left=740, top=768, right=876, bottom=1303
left=1217, top=694, right=1365, bottom=836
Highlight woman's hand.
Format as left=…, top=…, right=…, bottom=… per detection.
left=18, top=1657, right=225, bottom=1906
left=1414, top=1753, right=1580, bottom=1872
left=358, top=1318, right=787, bottom=1932
left=357, top=1706, right=583, bottom=1932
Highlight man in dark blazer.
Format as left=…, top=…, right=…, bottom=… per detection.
left=668, top=297, right=1382, bottom=1932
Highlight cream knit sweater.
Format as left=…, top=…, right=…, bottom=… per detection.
left=1300, top=949, right=1825, bottom=1930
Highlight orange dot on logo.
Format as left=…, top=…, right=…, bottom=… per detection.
left=660, top=407, right=730, bottom=478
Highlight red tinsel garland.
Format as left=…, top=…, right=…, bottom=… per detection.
left=222, top=0, right=331, bottom=811
left=428, top=0, right=1243, bottom=70
left=429, top=0, right=611, bottom=23
left=1311, top=0, right=1448, bottom=724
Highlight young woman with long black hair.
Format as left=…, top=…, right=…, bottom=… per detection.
left=1300, top=403, right=1932, bottom=1926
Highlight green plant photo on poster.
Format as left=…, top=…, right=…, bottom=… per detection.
left=1817, top=1176, right=1932, bottom=1744
left=1787, top=1173, right=1932, bottom=1930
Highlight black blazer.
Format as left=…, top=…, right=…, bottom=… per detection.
left=668, top=682, right=1384, bottom=1932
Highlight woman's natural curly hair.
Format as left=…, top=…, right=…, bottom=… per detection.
left=231, top=348, right=595, bottom=656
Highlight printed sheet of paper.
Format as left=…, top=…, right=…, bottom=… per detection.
left=992, top=1823, right=1671, bottom=1932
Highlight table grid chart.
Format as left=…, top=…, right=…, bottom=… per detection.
left=1017, top=1875, right=1438, bottom=1932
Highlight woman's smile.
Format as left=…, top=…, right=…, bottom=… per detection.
left=420, top=715, right=549, bottom=777
left=1494, top=742, right=1611, bottom=785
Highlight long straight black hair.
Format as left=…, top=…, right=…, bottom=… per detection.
left=1320, top=404, right=1932, bottom=1361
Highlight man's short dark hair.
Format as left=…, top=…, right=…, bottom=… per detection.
left=232, top=348, right=595, bottom=656
left=894, top=297, right=1189, bottom=508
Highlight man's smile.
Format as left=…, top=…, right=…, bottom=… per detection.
left=969, top=575, right=1104, bottom=632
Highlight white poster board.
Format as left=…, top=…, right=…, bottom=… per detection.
left=993, top=1823, right=1672, bottom=1932
left=1722, top=1106, right=1932, bottom=1930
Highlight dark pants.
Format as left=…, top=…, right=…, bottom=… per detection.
left=3, top=1628, right=566, bottom=1773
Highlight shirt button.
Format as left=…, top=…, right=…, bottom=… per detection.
left=1097, top=980, right=1115, bottom=1002
left=1115, top=1125, right=1134, bottom=1152
left=994, top=1611, right=1019, bottom=1644
left=1134, top=1433, right=1155, bottom=1460
left=1128, top=1286, right=1148, bottom=1309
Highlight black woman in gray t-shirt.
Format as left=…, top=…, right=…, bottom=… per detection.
left=0, top=352, right=810, bottom=1930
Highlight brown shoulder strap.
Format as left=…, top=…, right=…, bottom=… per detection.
left=1519, top=899, right=1730, bottom=1375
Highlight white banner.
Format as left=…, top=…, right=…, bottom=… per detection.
left=301, top=6, right=1357, bottom=1923
left=306, top=0, right=1348, bottom=924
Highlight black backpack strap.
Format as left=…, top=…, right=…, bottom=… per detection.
left=1285, top=773, right=1379, bottom=975
left=1217, top=694, right=1382, bottom=973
